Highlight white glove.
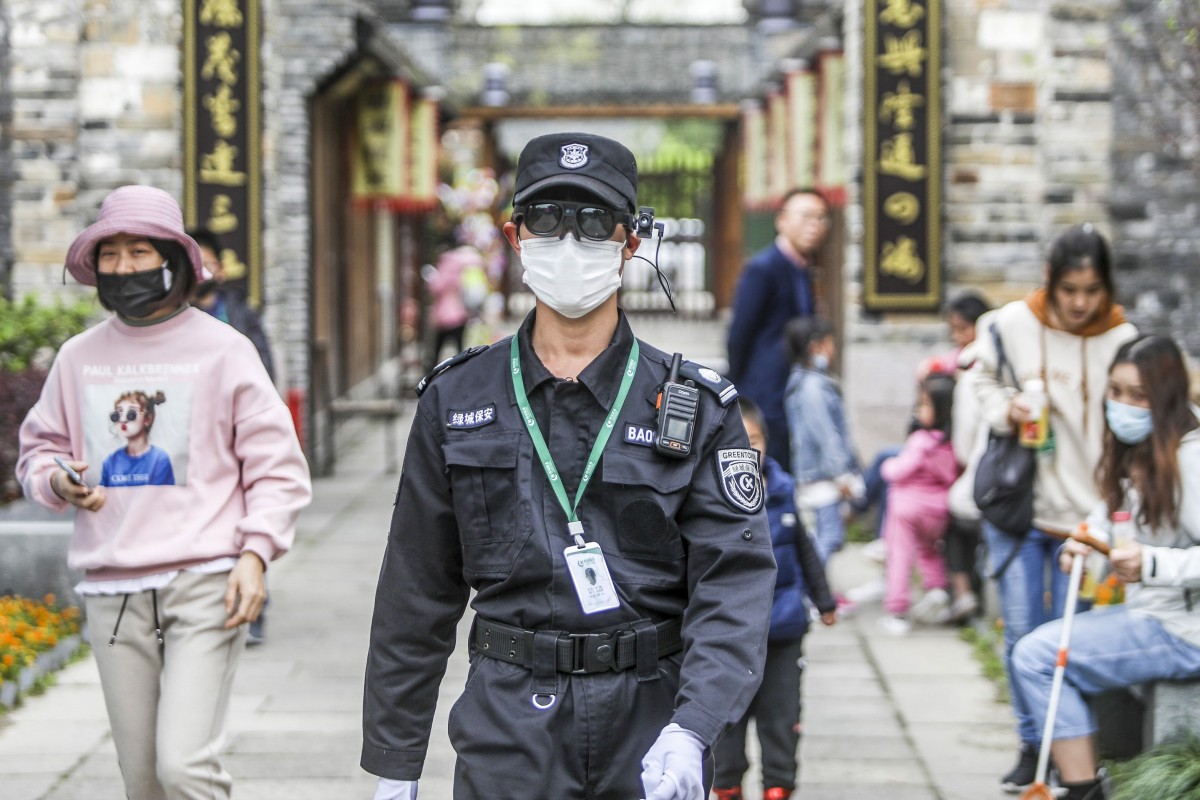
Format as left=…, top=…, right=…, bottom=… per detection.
left=640, top=723, right=705, bottom=800
left=373, top=778, right=417, bottom=800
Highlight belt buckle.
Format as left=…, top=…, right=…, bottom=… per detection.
left=568, top=631, right=615, bottom=674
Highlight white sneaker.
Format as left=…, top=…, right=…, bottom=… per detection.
left=846, top=577, right=887, bottom=604
left=876, top=614, right=911, bottom=636
left=910, top=588, right=951, bottom=624
left=861, top=538, right=887, bottom=564
left=947, top=592, right=980, bottom=622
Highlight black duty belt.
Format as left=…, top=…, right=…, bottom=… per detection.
left=474, top=617, right=683, bottom=675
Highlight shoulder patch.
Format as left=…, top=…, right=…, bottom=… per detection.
left=715, top=447, right=764, bottom=514
left=415, top=345, right=490, bottom=397
left=678, top=361, right=738, bottom=406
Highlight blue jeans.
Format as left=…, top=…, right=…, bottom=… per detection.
left=983, top=522, right=1075, bottom=744
left=857, top=446, right=901, bottom=538
left=812, top=501, right=844, bottom=565
left=1012, top=607, right=1200, bottom=740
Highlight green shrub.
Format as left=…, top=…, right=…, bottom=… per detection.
left=0, top=295, right=96, bottom=501
left=0, top=295, right=94, bottom=373
left=1109, top=736, right=1200, bottom=799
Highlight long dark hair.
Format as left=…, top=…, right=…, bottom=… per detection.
left=947, top=291, right=990, bottom=327
left=785, top=316, right=833, bottom=367
left=1095, top=335, right=1198, bottom=531
left=1046, top=224, right=1115, bottom=300
left=920, top=373, right=955, bottom=440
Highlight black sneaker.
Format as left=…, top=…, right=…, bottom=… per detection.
left=1000, top=743, right=1039, bottom=793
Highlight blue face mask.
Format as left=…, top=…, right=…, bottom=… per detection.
left=1105, top=398, right=1153, bottom=445
left=812, top=353, right=830, bottom=372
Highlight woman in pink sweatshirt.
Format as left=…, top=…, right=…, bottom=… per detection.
left=16, top=186, right=312, bottom=800
left=878, top=373, right=961, bottom=634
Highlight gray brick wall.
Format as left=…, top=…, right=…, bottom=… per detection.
left=1109, top=0, right=1200, bottom=353
left=7, top=0, right=84, bottom=302
left=0, top=0, right=13, bottom=296
left=936, top=0, right=1115, bottom=309
left=851, top=1, right=1113, bottom=311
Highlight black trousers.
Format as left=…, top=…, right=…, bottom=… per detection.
left=448, top=651, right=709, bottom=799
left=944, top=513, right=982, bottom=575
left=713, top=636, right=806, bottom=791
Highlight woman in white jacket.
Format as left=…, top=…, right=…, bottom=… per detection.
left=972, top=224, right=1138, bottom=793
left=1011, top=335, right=1200, bottom=800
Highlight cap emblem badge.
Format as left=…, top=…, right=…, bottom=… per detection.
left=560, top=143, right=589, bottom=170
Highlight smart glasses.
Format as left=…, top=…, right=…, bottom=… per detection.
left=514, top=201, right=632, bottom=242
left=110, top=408, right=144, bottom=423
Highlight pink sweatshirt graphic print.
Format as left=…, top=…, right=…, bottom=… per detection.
left=17, top=308, right=312, bottom=580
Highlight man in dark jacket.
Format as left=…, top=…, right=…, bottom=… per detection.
left=725, top=188, right=831, bottom=471
left=188, top=228, right=275, bottom=381
left=189, top=226, right=277, bottom=646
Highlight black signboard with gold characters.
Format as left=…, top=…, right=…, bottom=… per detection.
left=864, top=0, right=941, bottom=311
left=183, top=0, right=262, bottom=307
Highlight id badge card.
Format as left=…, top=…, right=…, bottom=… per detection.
left=563, top=541, right=621, bottom=614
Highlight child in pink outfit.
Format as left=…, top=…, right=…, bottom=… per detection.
left=879, top=374, right=961, bottom=632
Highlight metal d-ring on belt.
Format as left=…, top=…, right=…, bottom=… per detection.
left=473, top=617, right=683, bottom=674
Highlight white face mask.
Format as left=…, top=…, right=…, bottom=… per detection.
left=520, top=236, right=624, bottom=319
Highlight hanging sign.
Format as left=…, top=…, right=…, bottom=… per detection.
left=352, top=81, right=411, bottom=206
left=408, top=97, right=440, bottom=210
left=183, top=0, right=262, bottom=306
left=863, top=0, right=942, bottom=311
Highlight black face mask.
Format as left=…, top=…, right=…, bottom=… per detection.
left=96, top=265, right=173, bottom=319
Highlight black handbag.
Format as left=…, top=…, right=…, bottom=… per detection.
left=973, top=324, right=1037, bottom=548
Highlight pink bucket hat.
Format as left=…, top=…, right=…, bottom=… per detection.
left=64, top=186, right=206, bottom=286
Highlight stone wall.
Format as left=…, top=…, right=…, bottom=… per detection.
left=1109, top=0, right=1200, bottom=354
left=7, top=0, right=185, bottom=302
left=2, top=0, right=378, bottom=396
left=8, top=0, right=83, bottom=301
left=0, top=1, right=11, bottom=294
left=938, top=0, right=1115, bottom=308
left=842, top=1, right=1120, bottom=454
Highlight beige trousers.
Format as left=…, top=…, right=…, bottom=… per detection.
left=86, top=570, right=247, bottom=800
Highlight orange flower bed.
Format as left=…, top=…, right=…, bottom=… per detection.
left=0, top=594, right=82, bottom=687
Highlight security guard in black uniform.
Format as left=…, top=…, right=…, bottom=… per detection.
left=362, top=132, right=776, bottom=800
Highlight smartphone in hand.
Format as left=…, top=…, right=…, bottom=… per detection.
left=53, top=456, right=90, bottom=490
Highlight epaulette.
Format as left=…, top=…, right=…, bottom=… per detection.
left=415, top=345, right=490, bottom=397
left=677, top=361, right=738, bottom=407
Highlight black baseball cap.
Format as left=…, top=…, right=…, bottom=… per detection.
left=512, top=132, right=638, bottom=213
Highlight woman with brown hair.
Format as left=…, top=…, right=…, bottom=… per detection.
left=1011, top=334, right=1200, bottom=800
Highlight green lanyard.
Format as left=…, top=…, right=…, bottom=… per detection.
left=510, top=334, right=639, bottom=548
